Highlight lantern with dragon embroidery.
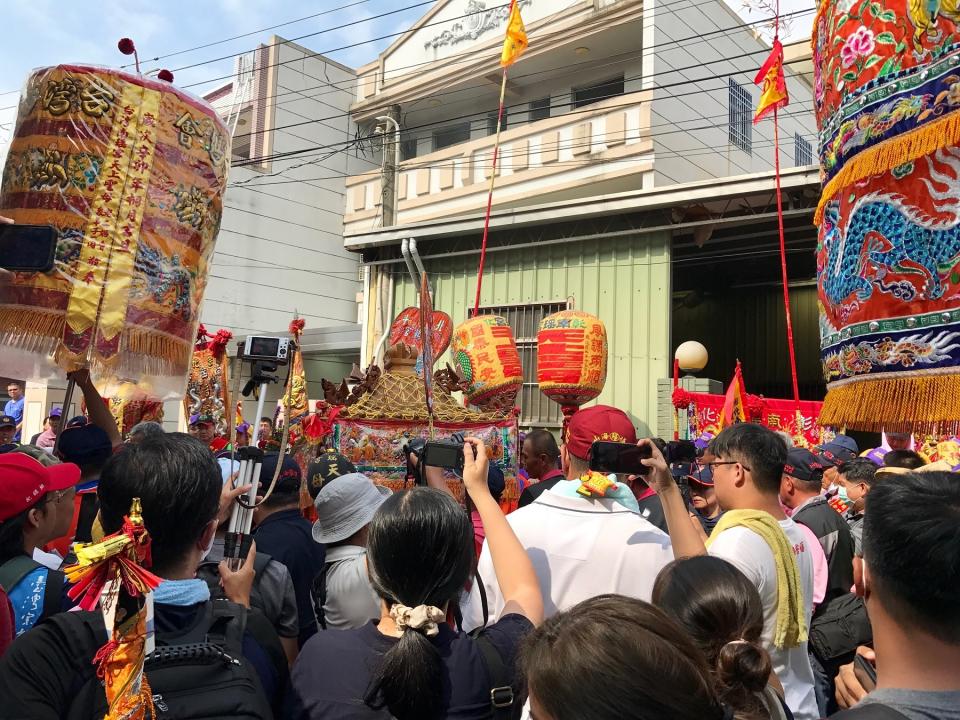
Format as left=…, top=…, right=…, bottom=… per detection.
left=537, top=310, right=608, bottom=421
left=0, top=64, right=229, bottom=398
left=814, top=0, right=960, bottom=434
left=451, top=315, right=523, bottom=411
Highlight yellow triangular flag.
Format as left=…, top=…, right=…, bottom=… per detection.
left=500, top=2, right=528, bottom=67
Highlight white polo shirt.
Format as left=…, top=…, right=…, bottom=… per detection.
left=462, top=488, right=674, bottom=631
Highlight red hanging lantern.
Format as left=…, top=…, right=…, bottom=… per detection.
left=537, top=310, right=608, bottom=423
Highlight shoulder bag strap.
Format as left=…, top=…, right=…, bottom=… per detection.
left=831, top=704, right=911, bottom=720
left=0, top=556, right=42, bottom=592
left=474, top=632, right=516, bottom=720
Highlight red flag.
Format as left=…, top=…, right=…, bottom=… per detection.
left=719, top=361, right=748, bottom=427
left=754, top=38, right=789, bottom=124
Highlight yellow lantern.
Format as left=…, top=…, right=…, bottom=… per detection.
left=451, top=316, right=522, bottom=411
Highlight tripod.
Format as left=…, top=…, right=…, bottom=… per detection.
left=224, top=360, right=278, bottom=571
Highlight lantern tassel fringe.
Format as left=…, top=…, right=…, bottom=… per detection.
left=815, top=111, right=960, bottom=224
left=819, top=374, right=960, bottom=435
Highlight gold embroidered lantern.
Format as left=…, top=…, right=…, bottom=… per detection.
left=451, top=315, right=522, bottom=411
left=0, top=65, right=229, bottom=398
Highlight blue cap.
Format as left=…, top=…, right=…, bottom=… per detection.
left=818, top=434, right=859, bottom=465
left=57, top=424, right=112, bottom=465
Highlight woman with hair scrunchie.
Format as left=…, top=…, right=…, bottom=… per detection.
left=286, top=437, right=543, bottom=719
left=653, top=556, right=794, bottom=720
left=520, top=594, right=734, bottom=720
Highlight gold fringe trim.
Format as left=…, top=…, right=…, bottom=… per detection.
left=819, top=373, right=960, bottom=434
left=124, top=329, right=191, bottom=368
left=815, top=111, right=960, bottom=223
left=0, top=308, right=65, bottom=340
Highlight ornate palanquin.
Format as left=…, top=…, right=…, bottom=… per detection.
left=334, top=345, right=520, bottom=505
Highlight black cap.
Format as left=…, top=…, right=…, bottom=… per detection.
left=260, top=453, right=303, bottom=496
left=306, top=449, right=357, bottom=499
left=783, top=448, right=827, bottom=483
left=0, top=416, right=15, bottom=428
left=57, top=424, right=112, bottom=466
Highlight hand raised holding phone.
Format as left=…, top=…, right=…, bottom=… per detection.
left=462, top=437, right=492, bottom=502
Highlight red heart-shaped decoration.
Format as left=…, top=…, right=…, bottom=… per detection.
left=389, top=307, right=452, bottom=359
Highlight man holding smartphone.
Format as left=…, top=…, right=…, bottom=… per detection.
left=462, top=405, right=673, bottom=631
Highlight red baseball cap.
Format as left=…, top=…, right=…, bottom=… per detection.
left=565, top=405, right=638, bottom=459
left=0, top=454, right=81, bottom=522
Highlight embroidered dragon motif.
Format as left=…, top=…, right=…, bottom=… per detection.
left=822, top=149, right=960, bottom=305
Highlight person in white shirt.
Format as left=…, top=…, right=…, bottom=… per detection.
left=643, top=423, right=819, bottom=720
left=462, top=405, right=673, bottom=631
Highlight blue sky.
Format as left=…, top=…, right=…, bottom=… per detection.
left=0, top=0, right=813, bottom=160
left=0, top=0, right=429, bottom=158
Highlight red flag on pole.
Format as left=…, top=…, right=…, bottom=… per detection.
left=719, top=361, right=748, bottom=427
left=754, top=38, right=789, bottom=124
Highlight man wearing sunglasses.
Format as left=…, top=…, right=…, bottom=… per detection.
left=675, top=464, right=723, bottom=536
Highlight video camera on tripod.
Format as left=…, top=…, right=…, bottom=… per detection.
left=223, top=336, right=295, bottom=571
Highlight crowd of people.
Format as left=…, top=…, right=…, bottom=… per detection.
left=0, top=378, right=956, bottom=720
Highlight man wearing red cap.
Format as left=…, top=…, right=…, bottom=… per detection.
left=0, top=453, right=80, bottom=637
left=462, top=405, right=673, bottom=630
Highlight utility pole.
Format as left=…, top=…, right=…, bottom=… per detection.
left=376, top=105, right=401, bottom=227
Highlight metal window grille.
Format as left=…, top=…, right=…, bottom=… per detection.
left=794, top=134, right=813, bottom=166
left=480, top=300, right=572, bottom=427
left=728, top=78, right=752, bottom=154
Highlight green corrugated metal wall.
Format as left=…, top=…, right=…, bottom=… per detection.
left=390, top=232, right=672, bottom=435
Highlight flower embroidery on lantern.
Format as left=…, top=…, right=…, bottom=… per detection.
left=841, top=27, right=875, bottom=68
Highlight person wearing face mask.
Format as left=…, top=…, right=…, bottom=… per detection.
left=817, top=435, right=860, bottom=498
left=835, top=459, right=878, bottom=557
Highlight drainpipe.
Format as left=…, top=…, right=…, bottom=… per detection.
left=400, top=238, right=419, bottom=287
left=408, top=238, right=430, bottom=297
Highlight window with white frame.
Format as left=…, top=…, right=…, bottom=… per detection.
left=728, top=78, right=752, bottom=154
left=794, top=134, right=813, bottom=166
left=480, top=300, right=572, bottom=427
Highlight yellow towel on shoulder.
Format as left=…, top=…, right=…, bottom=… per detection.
left=706, top=509, right=807, bottom=649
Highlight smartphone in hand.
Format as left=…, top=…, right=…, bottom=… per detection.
left=589, top=441, right=652, bottom=476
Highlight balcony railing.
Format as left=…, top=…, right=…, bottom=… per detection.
left=344, top=89, right=654, bottom=235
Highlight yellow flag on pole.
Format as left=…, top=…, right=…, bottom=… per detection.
left=500, top=2, right=528, bottom=67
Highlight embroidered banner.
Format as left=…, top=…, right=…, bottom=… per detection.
left=0, top=65, right=229, bottom=399
left=815, top=1, right=960, bottom=433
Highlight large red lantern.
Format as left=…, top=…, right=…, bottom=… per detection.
left=537, top=310, right=608, bottom=420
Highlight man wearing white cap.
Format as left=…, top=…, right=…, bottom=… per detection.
left=311, top=473, right=390, bottom=631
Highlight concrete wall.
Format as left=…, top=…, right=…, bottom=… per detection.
left=202, top=39, right=379, bottom=337
left=646, top=0, right=816, bottom=186
left=390, top=232, right=672, bottom=436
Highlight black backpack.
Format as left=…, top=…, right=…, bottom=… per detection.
left=55, top=599, right=274, bottom=720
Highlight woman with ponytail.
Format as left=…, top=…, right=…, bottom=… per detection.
left=652, top=556, right=793, bottom=720
left=287, top=437, right=543, bottom=719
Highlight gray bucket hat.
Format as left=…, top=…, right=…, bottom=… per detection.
left=312, top=472, right=391, bottom=544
